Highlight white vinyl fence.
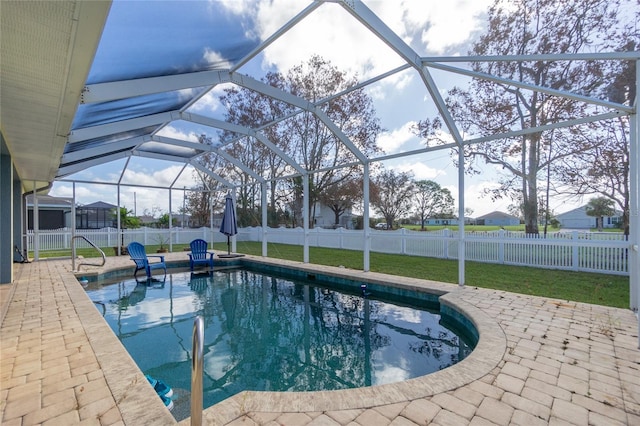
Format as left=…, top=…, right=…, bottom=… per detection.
left=26, top=227, right=222, bottom=254
left=26, top=226, right=630, bottom=276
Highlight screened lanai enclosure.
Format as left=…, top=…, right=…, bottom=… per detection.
left=1, top=0, right=639, bottom=342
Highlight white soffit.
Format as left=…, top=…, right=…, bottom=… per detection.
left=0, top=0, right=111, bottom=192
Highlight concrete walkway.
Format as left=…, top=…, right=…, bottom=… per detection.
left=1, top=254, right=639, bottom=425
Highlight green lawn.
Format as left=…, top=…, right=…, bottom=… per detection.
left=225, top=242, right=630, bottom=309
left=33, top=241, right=630, bottom=309
left=400, top=224, right=527, bottom=232
left=400, top=224, right=624, bottom=233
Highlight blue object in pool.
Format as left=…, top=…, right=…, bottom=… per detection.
left=160, top=394, right=174, bottom=411
left=146, top=374, right=173, bottom=398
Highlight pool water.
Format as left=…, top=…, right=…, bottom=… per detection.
left=86, top=269, right=473, bottom=420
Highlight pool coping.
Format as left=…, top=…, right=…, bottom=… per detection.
left=68, top=260, right=178, bottom=425
left=77, top=254, right=507, bottom=424
left=167, top=257, right=507, bottom=424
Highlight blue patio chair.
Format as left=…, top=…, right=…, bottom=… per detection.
left=188, top=239, right=215, bottom=271
left=127, top=242, right=166, bottom=278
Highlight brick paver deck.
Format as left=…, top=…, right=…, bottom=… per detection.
left=1, top=254, right=639, bottom=425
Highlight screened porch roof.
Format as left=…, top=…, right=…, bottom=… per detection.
left=2, top=0, right=635, bottom=195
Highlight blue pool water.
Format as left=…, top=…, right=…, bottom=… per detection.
left=86, top=268, right=473, bottom=420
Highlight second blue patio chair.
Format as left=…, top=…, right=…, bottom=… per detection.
left=188, top=239, right=215, bottom=271
left=127, top=242, right=167, bottom=278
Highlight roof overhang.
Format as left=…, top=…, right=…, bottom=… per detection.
left=0, top=0, right=111, bottom=193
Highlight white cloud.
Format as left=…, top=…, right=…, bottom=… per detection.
left=49, top=184, right=96, bottom=201
left=366, top=0, right=492, bottom=55
left=189, top=84, right=229, bottom=115
left=254, top=0, right=305, bottom=40
left=373, top=365, right=409, bottom=385
left=419, top=1, right=492, bottom=54
left=216, top=0, right=312, bottom=45
left=377, top=121, right=419, bottom=153
left=387, top=160, right=445, bottom=181
left=157, top=126, right=201, bottom=142
left=211, top=0, right=248, bottom=16
left=367, top=71, right=415, bottom=101
left=121, top=165, right=196, bottom=189
left=51, top=162, right=202, bottom=215
left=203, top=48, right=232, bottom=69
left=256, top=2, right=405, bottom=80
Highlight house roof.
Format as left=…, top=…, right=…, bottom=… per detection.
left=81, top=201, right=117, bottom=209
left=25, top=195, right=73, bottom=208
left=138, top=215, right=156, bottom=224
left=557, top=204, right=623, bottom=218
left=475, top=211, right=520, bottom=220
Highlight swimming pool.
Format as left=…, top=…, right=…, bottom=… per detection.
left=86, top=267, right=475, bottom=420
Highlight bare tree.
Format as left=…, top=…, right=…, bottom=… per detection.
left=186, top=134, right=227, bottom=226
left=220, top=71, right=293, bottom=226
left=552, top=38, right=638, bottom=235
left=319, top=178, right=363, bottom=227
left=370, top=169, right=415, bottom=229
left=219, top=55, right=382, bottom=228
left=415, top=0, right=627, bottom=234
left=554, top=117, right=632, bottom=234
left=284, top=55, right=381, bottom=225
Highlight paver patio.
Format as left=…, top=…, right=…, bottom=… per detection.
left=1, top=253, right=639, bottom=425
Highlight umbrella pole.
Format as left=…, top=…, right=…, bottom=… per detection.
left=227, top=235, right=230, bottom=255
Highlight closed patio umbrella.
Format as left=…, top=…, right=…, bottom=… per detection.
left=219, top=194, right=237, bottom=256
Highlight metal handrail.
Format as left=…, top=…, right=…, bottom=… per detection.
left=191, top=316, right=204, bottom=426
left=71, top=235, right=106, bottom=272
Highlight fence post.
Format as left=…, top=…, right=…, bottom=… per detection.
left=572, top=231, right=579, bottom=271
left=498, top=229, right=505, bottom=264
left=443, top=228, right=449, bottom=259
left=401, top=228, right=407, bottom=255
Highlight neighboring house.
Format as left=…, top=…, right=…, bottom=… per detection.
left=26, top=195, right=72, bottom=230
left=139, top=213, right=193, bottom=228
left=313, top=202, right=354, bottom=229
left=138, top=215, right=157, bottom=227
left=475, top=211, right=521, bottom=227
left=173, top=213, right=192, bottom=228
left=75, top=201, right=117, bottom=229
left=557, top=205, right=622, bottom=229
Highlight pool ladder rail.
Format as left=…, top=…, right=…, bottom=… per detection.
left=191, top=316, right=204, bottom=426
left=71, top=235, right=106, bottom=272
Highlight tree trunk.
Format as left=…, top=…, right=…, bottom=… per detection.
left=269, top=183, right=277, bottom=227
left=523, top=132, right=540, bottom=235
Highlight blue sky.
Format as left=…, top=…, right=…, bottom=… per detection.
left=51, top=0, right=587, bottom=218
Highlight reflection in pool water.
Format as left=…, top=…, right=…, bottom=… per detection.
left=86, top=269, right=472, bottom=420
